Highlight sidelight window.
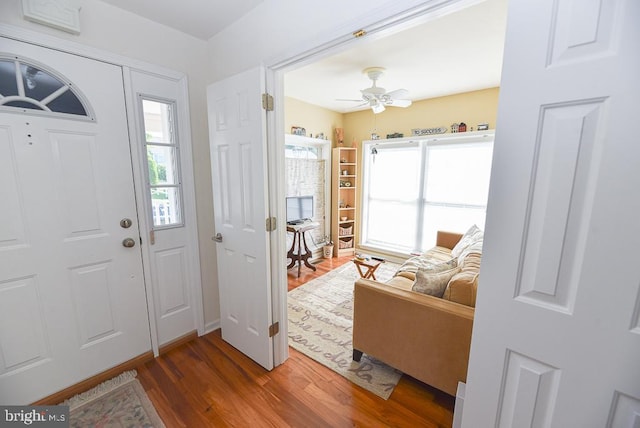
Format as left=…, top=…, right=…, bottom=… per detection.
left=140, top=97, right=184, bottom=228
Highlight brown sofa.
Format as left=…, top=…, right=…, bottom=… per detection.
left=352, top=231, right=481, bottom=396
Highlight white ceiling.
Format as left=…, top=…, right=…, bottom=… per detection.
left=99, top=0, right=264, bottom=40
left=284, top=0, right=508, bottom=113
left=97, top=0, right=507, bottom=114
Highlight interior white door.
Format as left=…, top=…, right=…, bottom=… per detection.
left=462, top=0, right=640, bottom=426
left=207, top=67, right=274, bottom=369
left=0, top=39, right=151, bottom=404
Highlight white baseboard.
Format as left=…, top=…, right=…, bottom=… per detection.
left=203, top=320, right=220, bottom=335
left=453, top=381, right=466, bottom=428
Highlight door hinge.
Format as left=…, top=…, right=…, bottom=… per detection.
left=266, top=216, right=277, bottom=232
left=262, top=93, right=274, bottom=111
left=269, top=321, right=280, bottom=337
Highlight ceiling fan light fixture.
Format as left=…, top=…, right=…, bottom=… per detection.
left=371, top=102, right=385, bottom=114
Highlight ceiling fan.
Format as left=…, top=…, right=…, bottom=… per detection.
left=338, top=67, right=412, bottom=114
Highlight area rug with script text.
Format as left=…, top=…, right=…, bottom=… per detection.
left=61, top=370, right=165, bottom=428
left=287, top=260, right=403, bottom=399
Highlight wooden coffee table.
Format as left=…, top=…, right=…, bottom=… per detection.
left=352, top=258, right=383, bottom=280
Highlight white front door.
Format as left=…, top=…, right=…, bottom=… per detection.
left=207, top=67, right=274, bottom=369
left=463, top=0, right=640, bottom=426
left=0, top=39, right=151, bottom=404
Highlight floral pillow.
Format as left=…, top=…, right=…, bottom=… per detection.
left=412, top=266, right=460, bottom=297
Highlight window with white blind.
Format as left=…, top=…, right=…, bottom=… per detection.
left=361, top=133, right=494, bottom=254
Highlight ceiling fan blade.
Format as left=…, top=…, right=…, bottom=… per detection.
left=387, top=98, right=412, bottom=108
left=385, top=88, right=409, bottom=99
left=336, top=98, right=365, bottom=102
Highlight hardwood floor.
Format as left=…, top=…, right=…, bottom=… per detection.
left=136, top=255, right=454, bottom=427
left=138, top=331, right=455, bottom=427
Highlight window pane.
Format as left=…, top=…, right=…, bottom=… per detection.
left=151, top=187, right=182, bottom=227
left=366, top=200, right=418, bottom=252
left=0, top=60, right=19, bottom=96
left=46, top=89, right=87, bottom=116
left=363, top=145, right=421, bottom=251
left=143, top=99, right=173, bottom=144
left=369, top=146, right=421, bottom=200
left=421, top=204, right=487, bottom=251
left=142, top=98, right=183, bottom=228
left=147, top=145, right=178, bottom=185
left=425, top=143, right=493, bottom=205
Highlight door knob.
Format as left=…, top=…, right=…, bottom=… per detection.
left=122, top=238, right=136, bottom=248
left=213, top=233, right=223, bottom=243
left=120, top=218, right=133, bottom=228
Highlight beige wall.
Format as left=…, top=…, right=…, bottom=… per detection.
left=284, top=97, right=343, bottom=145
left=343, top=87, right=500, bottom=145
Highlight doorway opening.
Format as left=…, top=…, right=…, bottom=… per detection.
left=272, top=0, right=508, bottom=374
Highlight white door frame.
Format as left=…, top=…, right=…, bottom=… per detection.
left=0, top=23, right=205, bottom=356
left=265, top=0, right=485, bottom=365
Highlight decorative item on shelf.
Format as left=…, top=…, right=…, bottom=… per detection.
left=316, top=132, right=325, bottom=139
left=291, top=126, right=306, bottom=136
left=342, top=170, right=349, bottom=176
left=340, top=157, right=347, bottom=163
left=412, top=127, right=448, bottom=136
left=339, top=199, right=345, bottom=208
left=340, top=216, right=348, bottom=221
left=477, top=123, right=489, bottom=131
left=335, top=128, right=344, bottom=146
left=386, top=132, right=403, bottom=139
left=451, top=123, right=459, bottom=133
left=458, top=122, right=467, bottom=132
left=371, top=132, right=380, bottom=140
left=339, top=180, right=352, bottom=187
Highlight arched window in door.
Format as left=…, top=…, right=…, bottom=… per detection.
left=0, top=55, right=94, bottom=119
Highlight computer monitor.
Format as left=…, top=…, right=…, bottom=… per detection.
left=286, top=195, right=313, bottom=223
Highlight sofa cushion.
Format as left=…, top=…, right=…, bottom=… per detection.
left=412, top=266, right=460, bottom=297
left=442, top=253, right=481, bottom=307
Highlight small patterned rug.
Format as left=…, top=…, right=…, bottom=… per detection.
left=288, top=260, right=403, bottom=399
left=61, top=370, right=164, bottom=428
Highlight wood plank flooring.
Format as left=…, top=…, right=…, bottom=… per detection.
left=136, top=254, right=455, bottom=427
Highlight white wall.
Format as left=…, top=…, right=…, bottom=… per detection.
left=0, top=0, right=219, bottom=326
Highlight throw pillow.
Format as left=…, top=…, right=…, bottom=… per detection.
left=458, top=237, right=484, bottom=265
left=395, top=255, right=457, bottom=276
left=451, top=225, right=483, bottom=258
left=412, top=266, right=460, bottom=297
